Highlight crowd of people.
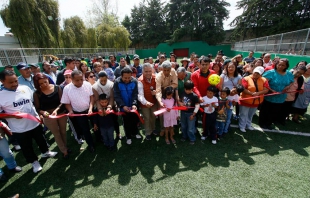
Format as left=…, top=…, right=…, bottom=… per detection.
left=0, top=50, right=309, bottom=182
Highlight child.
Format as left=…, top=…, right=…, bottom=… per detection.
left=200, top=86, right=218, bottom=144
left=180, top=80, right=200, bottom=144
left=216, top=87, right=232, bottom=139
left=162, top=86, right=178, bottom=144
left=93, top=94, right=115, bottom=151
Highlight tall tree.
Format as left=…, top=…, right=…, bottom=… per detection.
left=61, top=16, right=87, bottom=48
left=0, top=0, right=59, bottom=47
left=230, top=0, right=310, bottom=41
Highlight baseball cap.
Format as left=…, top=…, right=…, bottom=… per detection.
left=29, top=63, right=39, bottom=67
left=253, top=66, right=264, bottom=75
left=64, top=69, right=72, bottom=76
left=16, top=62, right=30, bottom=70
left=133, top=54, right=140, bottom=60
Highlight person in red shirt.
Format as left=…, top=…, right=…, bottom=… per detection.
left=191, top=57, right=216, bottom=134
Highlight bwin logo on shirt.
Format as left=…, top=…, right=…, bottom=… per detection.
left=13, top=99, right=30, bottom=107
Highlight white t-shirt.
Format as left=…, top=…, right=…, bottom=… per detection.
left=228, top=94, right=240, bottom=109
left=61, top=81, right=93, bottom=112
left=0, top=85, right=40, bottom=133
left=201, top=96, right=218, bottom=114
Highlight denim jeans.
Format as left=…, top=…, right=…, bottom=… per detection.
left=239, top=105, right=257, bottom=129
left=100, top=126, right=115, bottom=147
left=216, top=121, right=225, bottom=136
left=224, top=109, right=232, bottom=133
left=0, top=137, right=17, bottom=169
left=72, top=111, right=94, bottom=148
left=181, top=112, right=196, bottom=141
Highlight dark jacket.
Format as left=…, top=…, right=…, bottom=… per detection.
left=113, top=76, right=138, bottom=111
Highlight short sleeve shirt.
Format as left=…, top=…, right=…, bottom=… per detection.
left=201, top=96, right=218, bottom=113
left=61, top=81, right=93, bottom=112
left=181, top=92, right=199, bottom=113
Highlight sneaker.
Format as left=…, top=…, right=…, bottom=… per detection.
left=212, top=140, right=217, bottom=145
left=136, top=134, right=142, bottom=139
left=126, top=139, right=132, bottom=145
left=201, top=136, right=206, bottom=140
left=41, top=150, right=58, bottom=158
left=240, top=128, right=246, bottom=133
left=180, top=138, right=186, bottom=142
left=14, top=145, right=21, bottom=151
left=189, top=141, right=195, bottom=145
left=145, top=135, right=151, bottom=140
left=77, top=139, right=84, bottom=144
left=247, top=126, right=255, bottom=131
left=9, top=166, right=22, bottom=173
left=32, top=161, right=42, bottom=173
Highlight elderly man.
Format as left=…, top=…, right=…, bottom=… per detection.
left=138, top=63, right=157, bottom=140
left=0, top=70, right=57, bottom=173
left=42, top=61, right=57, bottom=83
left=155, top=61, right=178, bottom=135
left=176, top=67, right=192, bottom=101
left=16, top=62, right=35, bottom=92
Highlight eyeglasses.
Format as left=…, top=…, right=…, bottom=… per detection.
left=89, top=75, right=95, bottom=78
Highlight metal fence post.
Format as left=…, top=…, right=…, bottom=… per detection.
left=264, top=36, right=269, bottom=52
left=254, top=38, right=258, bottom=51
left=278, top=33, right=283, bottom=53
left=3, top=49, right=11, bottom=65
left=302, top=28, right=310, bottom=56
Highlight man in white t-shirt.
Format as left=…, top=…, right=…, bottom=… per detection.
left=61, top=70, right=95, bottom=152
left=0, top=70, right=57, bottom=173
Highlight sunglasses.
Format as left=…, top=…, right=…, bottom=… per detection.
left=89, top=75, right=95, bottom=78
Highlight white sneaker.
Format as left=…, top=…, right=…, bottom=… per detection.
left=126, top=139, right=132, bottom=145
left=240, top=128, right=246, bottom=133
left=247, top=126, right=255, bottom=131
left=14, top=145, right=21, bottom=151
left=212, top=140, right=217, bottom=145
left=32, top=161, right=42, bottom=173
left=77, top=139, right=84, bottom=144
left=136, top=134, right=142, bottom=139
left=201, top=136, right=206, bottom=140
left=41, top=150, right=58, bottom=158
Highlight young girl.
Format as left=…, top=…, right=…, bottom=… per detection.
left=200, top=86, right=218, bottom=144
left=216, top=87, right=231, bottom=139
left=162, top=86, right=178, bottom=144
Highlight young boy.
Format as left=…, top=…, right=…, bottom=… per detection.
left=216, top=87, right=232, bottom=139
left=200, top=86, right=218, bottom=144
left=179, top=80, right=200, bottom=144
left=93, top=94, right=115, bottom=151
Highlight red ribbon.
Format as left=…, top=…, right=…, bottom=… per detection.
left=0, top=109, right=145, bottom=124
left=239, top=89, right=303, bottom=101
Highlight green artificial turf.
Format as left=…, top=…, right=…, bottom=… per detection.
left=0, top=105, right=309, bottom=198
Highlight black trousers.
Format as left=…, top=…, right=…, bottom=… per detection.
left=13, top=125, right=49, bottom=163
left=259, top=100, right=284, bottom=127
left=122, top=112, right=139, bottom=139
left=71, top=110, right=94, bottom=147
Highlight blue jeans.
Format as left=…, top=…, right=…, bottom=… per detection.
left=216, top=121, right=225, bottom=136
left=224, top=109, right=232, bottom=133
left=181, top=112, right=196, bottom=142
left=239, top=105, right=257, bottom=129
left=0, top=137, right=17, bottom=170
left=100, top=126, right=115, bottom=147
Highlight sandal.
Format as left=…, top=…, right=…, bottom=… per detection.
left=165, top=139, right=170, bottom=144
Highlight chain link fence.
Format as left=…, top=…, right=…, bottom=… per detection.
left=232, top=28, right=310, bottom=56
left=0, top=48, right=135, bottom=67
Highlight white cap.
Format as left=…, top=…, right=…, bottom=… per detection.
left=253, top=66, right=264, bottom=75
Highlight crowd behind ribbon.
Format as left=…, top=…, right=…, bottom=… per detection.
left=0, top=50, right=310, bottom=181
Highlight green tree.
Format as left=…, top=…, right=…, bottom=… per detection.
left=0, top=0, right=59, bottom=47
left=97, top=24, right=131, bottom=48
left=230, top=0, right=310, bottom=41
left=86, top=28, right=97, bottom=48
left=167, top=0, right=230, bottom=45
left=61, top=16, right=87, bottom=48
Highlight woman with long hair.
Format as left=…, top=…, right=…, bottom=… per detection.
left=78, top=62, right=89, bottom=80
left=33, top=73, right=69, bottom=159
left=85, top=71, right=96, bottom=85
